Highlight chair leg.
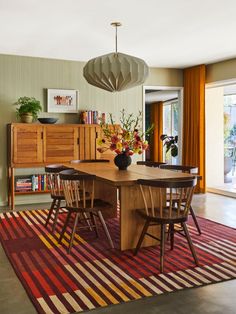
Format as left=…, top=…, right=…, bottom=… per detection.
left=170, top=223, right=174, bottom=250
left=97, top=211, right=114, bottom=249
left=189, top=206, right=201, bottom=235
left=68, top=213, right=80, bottom=254
left=134, top=219, right=150, bottom=256
left=181, top=222, right=199, bottom=266
left=90, top=212, right=99, bottom=237
left=167, top=224, right=171, bottom=241
left=45, top=198, right=56, bottom=227
left=83, top=212, right=93, bottom=231
left=58, top=211, right=71, bottom=244
left=160, top=224, right=166, bottom=273
left=52, top=199, right=61, bottom=233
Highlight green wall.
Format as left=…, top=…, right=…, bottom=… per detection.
left=206, top=58, right=236, bottom=83
left=0, top=54, right=183, bottom=205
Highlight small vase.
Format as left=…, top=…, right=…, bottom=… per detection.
left=20, top=113, right=33, bottom=123
left=114, top=152, right=132, bottom=170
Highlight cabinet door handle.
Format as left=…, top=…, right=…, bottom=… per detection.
left=41, top=132, right=44, bottom=140
left=96, top=132, right=98, bottom=138
left=77, top=138, right=80, bottom=145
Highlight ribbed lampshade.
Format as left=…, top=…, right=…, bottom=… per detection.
left=83, top=52, right=149, bottom=92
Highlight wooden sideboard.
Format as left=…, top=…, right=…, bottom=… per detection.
left=7, top=123, right=107, bottom=209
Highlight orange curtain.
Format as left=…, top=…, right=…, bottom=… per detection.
left=150, top=101, right=163, bottom=162
left=182, top=65, right=206, bottom=193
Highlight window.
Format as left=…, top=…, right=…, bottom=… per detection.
left=163, top=100, right=179, bottom=163
left=224, top=94, right=236, bottom=180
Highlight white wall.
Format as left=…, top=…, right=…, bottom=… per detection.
left=205, top=87, right=224, bottom=187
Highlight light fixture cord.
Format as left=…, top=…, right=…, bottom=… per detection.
left=115, top=24, right=118, bottom=54
left=111, top=22, right=121, bottom=55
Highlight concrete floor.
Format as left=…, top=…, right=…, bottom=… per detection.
left=0, top=193, right=236, bottom=314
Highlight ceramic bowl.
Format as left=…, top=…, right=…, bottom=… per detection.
left=38, top=118, right=58, bottom=124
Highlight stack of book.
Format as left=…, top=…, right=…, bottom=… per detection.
left=80, top=111, right=106, bottom=124
left=15, top=176, right=32, bottom=192
left=15, top=174, right=49, bottom=192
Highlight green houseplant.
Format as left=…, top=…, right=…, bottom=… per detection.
left=15, top=96, right=42, bottom=123
left=160, top=134, right=178, bottom=157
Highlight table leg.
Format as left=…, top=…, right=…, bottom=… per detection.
left=94, top=181, right=117, bottom=219
left=120, top=185, right=160, bottom=251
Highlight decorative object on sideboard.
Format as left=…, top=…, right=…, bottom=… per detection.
left=83, top=22, right=149, bottom=92
left=38, top=118, right=58, bottom=124
left=79, top=110, right=106, bottom=124
left=47, top=89, right=79, bottom=113
left=14, top=96, right=42, bottom=123
left=160, top=134, right=178, bottom=157
left=97, top=109, right=153, bottom=170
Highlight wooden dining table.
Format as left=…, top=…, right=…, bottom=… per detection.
left=66, top=162, right=193, bottom=251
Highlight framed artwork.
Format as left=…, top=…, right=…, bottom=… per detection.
left=47, top=89, right=79, bottom=113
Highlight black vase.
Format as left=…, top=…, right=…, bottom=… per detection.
left=114, top=152, right=132, bottom=170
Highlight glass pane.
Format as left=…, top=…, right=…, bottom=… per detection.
left=162, top=101, right=179, bottom=164
left=224, top=94, right=236, bottom=181
left=172, top=101, right=179, bottom=136
left=163, top=104, right=171, bottom=135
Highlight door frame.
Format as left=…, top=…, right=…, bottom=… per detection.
left=206, top=78, right=236, bottom=197
left=142, top=85, right=184, bottom=162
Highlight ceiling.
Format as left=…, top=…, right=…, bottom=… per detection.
left=1, top=0, right=236, bottom=68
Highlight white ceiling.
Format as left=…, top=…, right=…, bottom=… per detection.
left=1, top=0, right=236, bottom=68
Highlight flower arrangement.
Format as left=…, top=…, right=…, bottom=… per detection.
left=97, top=109, right=153, bottom=156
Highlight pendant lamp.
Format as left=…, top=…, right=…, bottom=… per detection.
left=83, top=22, right=149, bottom=92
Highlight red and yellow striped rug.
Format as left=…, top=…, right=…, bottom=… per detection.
left=0, top=209, right=236, bottom=314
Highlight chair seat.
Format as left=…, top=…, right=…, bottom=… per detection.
left=67, top=198, right=113, bottom=213
left=136, top=207, right=188, bottom=224
left=51, top=190, right=90, bottom=200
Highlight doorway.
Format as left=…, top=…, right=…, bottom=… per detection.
left=206, top=80, right=236, bottom=197
left=143, top=86, right=183, bottom=163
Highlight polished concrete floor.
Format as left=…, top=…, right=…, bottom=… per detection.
left=0, top=193, right=236, bottom=314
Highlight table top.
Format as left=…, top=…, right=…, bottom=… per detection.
left=67, top=163, right=193, bottom=186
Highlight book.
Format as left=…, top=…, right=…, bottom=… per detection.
left=41, top=175, right=44, bottom=191
left=15, top=176, right=32, bottom=192
left=79, top=110, right=102, bottom=124
left=38, top=175, right=41, bottom=191
left=32, top=175, right=36, bottom=191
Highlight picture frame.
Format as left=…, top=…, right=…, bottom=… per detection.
left=47, top=89, right=79, bottom=113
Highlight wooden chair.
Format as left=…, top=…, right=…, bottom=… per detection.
left=159, top=164, right=201, bottom=235
left=44, top=164, right=71, bottom=232
left=134, top=177, right=199, bottom=273
left=70, top=159, right=110, bottom=164
left=58, top=169, right=114, bottom=253
left=137, top=161, right=166, bottom=167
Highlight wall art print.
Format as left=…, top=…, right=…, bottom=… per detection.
left=47, top=89, right=79, bottom=113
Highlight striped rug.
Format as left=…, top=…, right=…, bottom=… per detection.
left=0, top=209, right=236, bottom=314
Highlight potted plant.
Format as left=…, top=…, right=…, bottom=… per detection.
left=15, top=96, right=42, bottom=123
left=160, top=134, right=178, bottom=157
